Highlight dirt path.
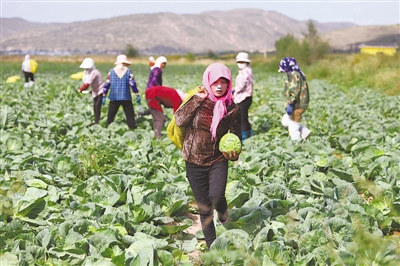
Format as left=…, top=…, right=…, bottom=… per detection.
left=184, top=211, right=205, bottom=263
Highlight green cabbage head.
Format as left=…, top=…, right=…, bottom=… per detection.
left=219, top=133, right=242, bottom=153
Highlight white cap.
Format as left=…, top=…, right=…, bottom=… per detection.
left=80, top=58, right=94, bottom=69
left=236, top=52, right=250, bottom=63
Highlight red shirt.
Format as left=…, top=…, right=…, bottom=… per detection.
left=145, top=86, right=182, bottom=113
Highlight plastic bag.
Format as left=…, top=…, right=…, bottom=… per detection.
left=70, top=71, right=84, bottom=80
left=6, top=76, right=20, bottom=83
left=30, top=60, right=38, bottom=73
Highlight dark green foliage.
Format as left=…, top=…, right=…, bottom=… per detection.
left=275, top=20, right=330, bottom=65
left=125, top=44, right=139, bottom=58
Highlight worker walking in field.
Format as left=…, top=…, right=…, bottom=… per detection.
left=103, top=54, right=141, bottom=129
left=174, top=63, right=241, bottom=249
left=21, top=54, right=37, bottom=87
left=77, top=58, right=105, bottom=125
left=279, top=57, right=311, bottom=140
left=233, top=52, right=254, bottom=141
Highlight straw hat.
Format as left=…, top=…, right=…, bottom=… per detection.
left=114, top=54, right=131, bottom=65
left=236, top=52, right=250, bottom=63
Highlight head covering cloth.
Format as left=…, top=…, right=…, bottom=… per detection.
left=202, top=63, right=233, bottom=140
left=154, top=56, right=167, bottom=68
left=279, top=57, right=306, bottom=79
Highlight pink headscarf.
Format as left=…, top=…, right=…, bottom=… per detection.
left=202, top=63, right=233, bottom=140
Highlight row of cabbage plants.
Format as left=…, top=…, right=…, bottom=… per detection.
left=1, top=63, right=399, bottom=265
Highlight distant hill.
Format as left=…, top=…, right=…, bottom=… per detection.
left=321, top=25, right=400, bottom=52
left=1, top=17, right=60, bottom=39
left=1, top=9, right=398, bottom=55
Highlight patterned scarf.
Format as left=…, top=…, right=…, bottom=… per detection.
left=202, top=63, right=233, bottom=140
left=279, top=57, right=306, bottom=79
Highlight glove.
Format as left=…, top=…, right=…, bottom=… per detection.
left=136, top=95, right=141, bottom=104
left=102, top=96, right=106, bottom=105
left=286, top=103, right=293, bottom=115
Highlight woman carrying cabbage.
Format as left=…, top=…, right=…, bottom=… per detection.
left=174, top=63, right=241, bottom=249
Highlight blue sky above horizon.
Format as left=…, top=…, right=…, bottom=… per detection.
left=2, top=0, right=399, bottom=26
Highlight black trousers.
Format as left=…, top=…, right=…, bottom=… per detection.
left=23, top=71, right=34, bottom=82
left=237, top=96, right=253, bottom=132
left=93, top=95, right=103, bottom=124
left=106, top=100, right=137, bottom=129
left=185, top=160, right=228, bottom=248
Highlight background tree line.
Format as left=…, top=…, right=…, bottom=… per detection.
left=125, top=20, right=329, bottom=67
left=275, top=20, right=330, bottom=66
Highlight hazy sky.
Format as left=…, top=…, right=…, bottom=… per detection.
left=2, top=0, right=399, bottom=26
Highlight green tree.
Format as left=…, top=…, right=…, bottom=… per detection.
left=274, top=20, right=330, bottom=66
left=125, top=44, right=139, bottom=58
left=301, top=20, right=330, bottom=63
left=186, top=52, right=195, bottom=62
left=302, top=20, right=318, bottom=40
left=275, top=34, right=301, bottom=60
left=207, top=50, right=218, bottom=59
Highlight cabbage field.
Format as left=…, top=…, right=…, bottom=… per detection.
left=1, top=62, right=400, bottom=265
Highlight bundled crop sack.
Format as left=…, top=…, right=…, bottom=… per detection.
left=167, top=86, right=204, bottom=150
left=30, top=60, right=38, bottom=73
left=70, top=71, right=84, bottom=80
left=167, top=116, right=185, bottom=150
left=219, top=132, right=242, bottom=153
left=6, top=76, right=20, bottom=83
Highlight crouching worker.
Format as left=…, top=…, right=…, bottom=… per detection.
left=278, top=57, right=311, bottom=141
left=144, top=86, right=186, bottom=138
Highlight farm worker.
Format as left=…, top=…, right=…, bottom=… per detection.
left=232, top=52, right=254, bottom=141
left=143, top=86, right=186, bottom=139
left=21, top=54, right=35, bottom=87
left=78, top=58, right=105, bottom=125
left=103, top=54, right=141, bottom=129
left=174, top=63, right=241, bottom=249
left=139, top=56, right=169, bottom=116
left=278, top=57, right=311, bottom=140
left=149, top=56, right=156, bottom=69
left=146, top=56, right=167, bottom=90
